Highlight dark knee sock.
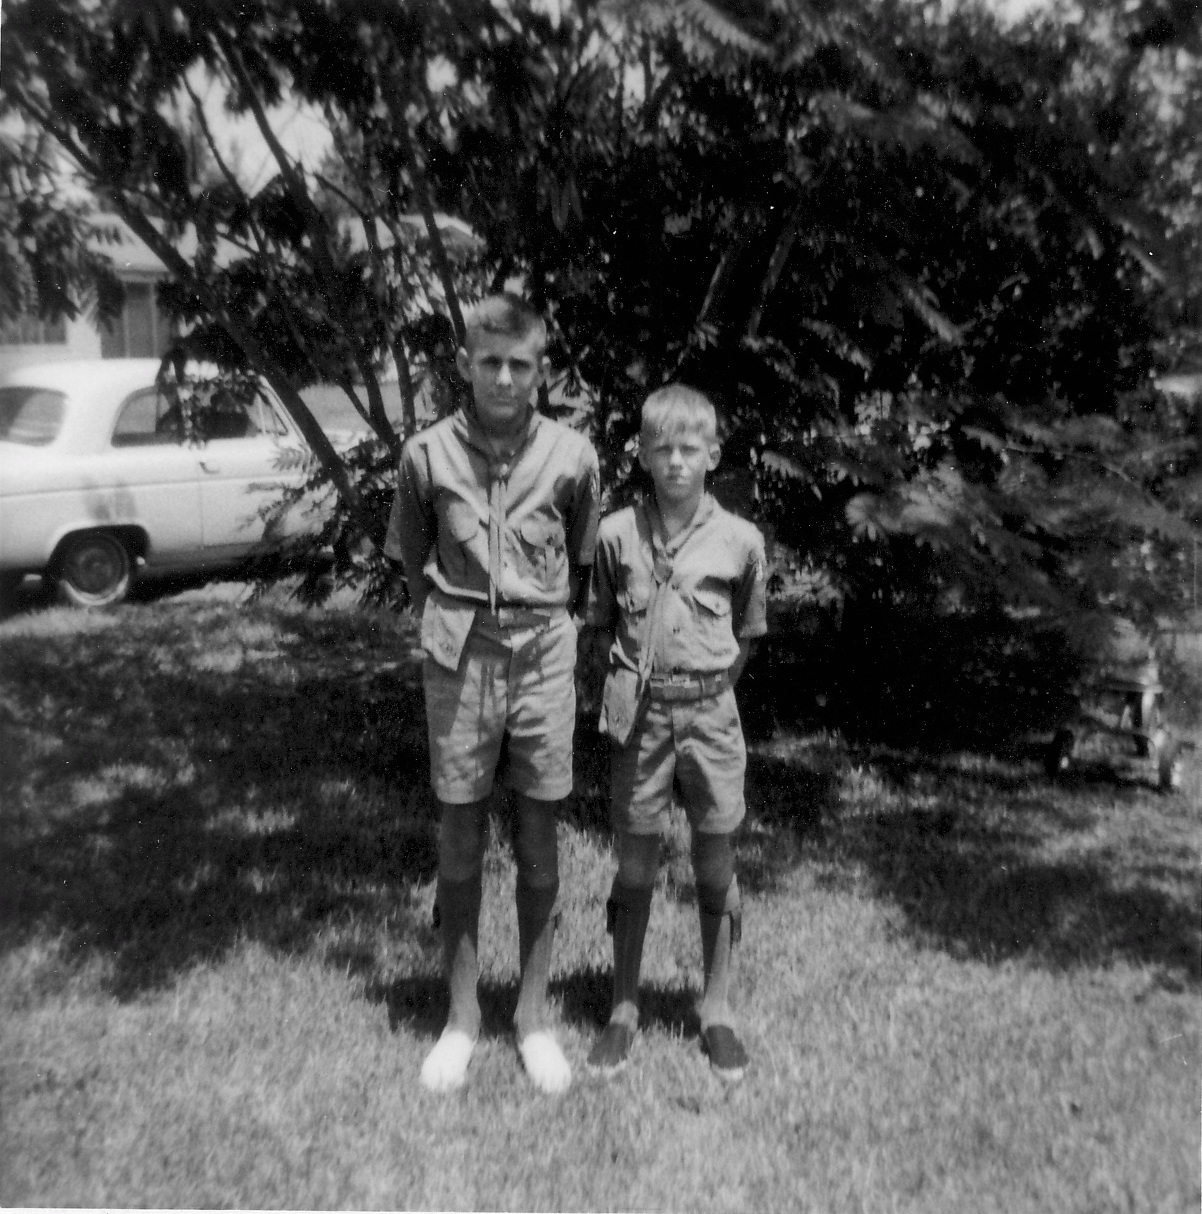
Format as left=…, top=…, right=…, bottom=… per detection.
left=696, top=877, right=741, bottom=1029
left=514, top=876, right=559, bottom=1038
left=436, top=872, right=482, bottom=1035
left=693, top=833, right=740, bottom=1030
left=607, top=880, right=655, bottom=1029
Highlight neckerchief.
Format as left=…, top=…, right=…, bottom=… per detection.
left=635, top=493, right=716, bottom=684
left=456, top=403, right=539, bottom=612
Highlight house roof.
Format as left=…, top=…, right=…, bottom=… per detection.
left=88, top=209, right=483, bottom=282
left=88, top=214, right=173, bottom=278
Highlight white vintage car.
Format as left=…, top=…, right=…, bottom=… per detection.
left=0, top=359, right=332, bottom=607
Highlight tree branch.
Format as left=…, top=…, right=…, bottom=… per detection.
left=403, top=67, right=468, bottom=347
left=13, top=95, right=384, bottom=543
left=747, top=208, right=802, bottom=338
left=213, top=30, right=398, bottom=452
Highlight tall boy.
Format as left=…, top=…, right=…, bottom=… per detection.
left=385, top=294, right=600, bottom=1094
left=585, top=384, right=767, bottom=1082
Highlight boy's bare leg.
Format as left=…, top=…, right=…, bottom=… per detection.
left=587, top=832, right=659, bottom=1075
left=421, top=799, right=488, bottom=1092
left=692, top=831, right=747, bottom=1081
left=512, top=793, right=571, bottom=1093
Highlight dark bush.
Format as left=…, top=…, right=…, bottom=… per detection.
left=739, top=606, right=1089, bottom=749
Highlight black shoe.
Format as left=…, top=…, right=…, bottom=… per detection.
left=586, top=1022, right=635, bottom=1076
left=700, top=1024, right=748, bottom=1083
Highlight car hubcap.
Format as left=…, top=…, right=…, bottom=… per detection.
left=71, top=544, right=121, bottom=594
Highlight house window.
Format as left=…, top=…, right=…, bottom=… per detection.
left=101, top=281, right=170, bottom=358
left=0, top=315, right=67, bottom=345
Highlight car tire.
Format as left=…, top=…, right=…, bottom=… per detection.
left=0, top=570, right=25, bottom=600
left=53, top=532, right=133, bottom=608
left=1154, top=733, right=1182, bottom=793
left=1158, top=747, right=1183, bottom=793
left=1134, top=699, right=1159, bottom=757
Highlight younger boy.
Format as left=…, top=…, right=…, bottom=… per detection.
left=585, top=384, right=767, bottom=1082
left=385, top=294, right=600, bottom=1095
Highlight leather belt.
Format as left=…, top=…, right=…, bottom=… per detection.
left=646, top=669, right=730, bottom=703
left=478, top=604, right=565, bottom=629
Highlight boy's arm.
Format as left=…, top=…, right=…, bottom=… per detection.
left=576, top=551, right=614, bottom=717
left=729, top=529, right=769, bottom=681
left=581, top=534, right=618, bottom=663
left=729, top=637, right=757, bottom=687
left=565, top=444, right=602, bottom=620
left=577, top=625, right=615, bottom=715
left=568, top=564, right=591, bottom=618
left=383, top=442, right=434, bottom=614
left=565, top=445, right=602, bottom=582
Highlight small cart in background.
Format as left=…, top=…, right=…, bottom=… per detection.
left=1044, top=618, right=1186, bottom=792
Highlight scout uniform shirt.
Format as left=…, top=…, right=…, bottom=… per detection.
left=588, top=493, right=769, bottom=678
left=385, top=404, right=601, bottom=669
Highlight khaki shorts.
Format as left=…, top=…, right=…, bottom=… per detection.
left=610, top=686, right=747, bottom=836
left=423, top=611, right=577, bottom=804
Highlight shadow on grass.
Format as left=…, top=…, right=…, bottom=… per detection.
left=739, top=753, right=836, bottom=896
left=1, top=606, right=440, bottom=1000
left=811, top=750, right=1201, bottom=985
left=554, top=967, right=697, bottom=1037
left=368, top=973, right=445, bottom=1038
left=3, top=597, right=1197, bottom=1013
left=0, top=571, right=256, bottom=619
left=363, top=969, right=696, bottom=1042
left=828, top=808, right=1200, bottom=982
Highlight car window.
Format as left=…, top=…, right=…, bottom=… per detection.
left=253, top=389, right=290, bottom=437
left=0, top=387, right=67, bottom=445
left=200, top=388, right=264, bottom=441
left=198, top=390, right=290, bottom=439
left=111, top=390, right=184, bottom=447
left=108, top=383, right=286, bottom=447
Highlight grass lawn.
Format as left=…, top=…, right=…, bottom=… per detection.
left=1, top=589, right=1198, bottom=1212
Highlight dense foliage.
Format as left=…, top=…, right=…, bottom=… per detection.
left=1, top=0, right=1198, bottom=628
left=0, top=128, right=123, bottom=330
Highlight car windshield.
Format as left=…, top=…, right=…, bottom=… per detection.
left=0, top=387, right=67, bottom=446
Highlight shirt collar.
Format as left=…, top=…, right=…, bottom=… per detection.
left=641, top=491, right=716, bottom=559
left=453, top=402, right=542, bottom=464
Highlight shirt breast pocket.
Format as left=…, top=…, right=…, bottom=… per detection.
left=518, top=515, right=566, bottom=588
left=439, top=499, right=481, bottom=576
left=690, top=587, right=734, bottom=658
left=621, top=581, right=651, bottom=619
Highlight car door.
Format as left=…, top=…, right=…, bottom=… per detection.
left=106, top=388, right=205, bottom=567
left=196, top=385, right=310, bottom=556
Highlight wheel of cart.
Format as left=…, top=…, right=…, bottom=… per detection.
left=1044, top=726, right=1076, bottom=778
left=1043, top=618, right=1184, bottom=793
left=1151, top=729, right=1184, bottom=792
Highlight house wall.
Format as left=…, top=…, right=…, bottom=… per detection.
left=0, top=274, right=172, bottom=380
left=0, top=315, right=101, bottom=379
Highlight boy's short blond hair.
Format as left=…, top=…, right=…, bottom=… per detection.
left=640, top=384, right=719, bottom=443
left=463, top=293, right=547, bottom=354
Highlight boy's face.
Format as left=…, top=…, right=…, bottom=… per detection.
left=456, top=329, right=548, bottom=433
left=638, top=425, right=720, bottom=509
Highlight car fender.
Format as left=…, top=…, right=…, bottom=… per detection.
left=0, top=481, right=153, bottom=574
